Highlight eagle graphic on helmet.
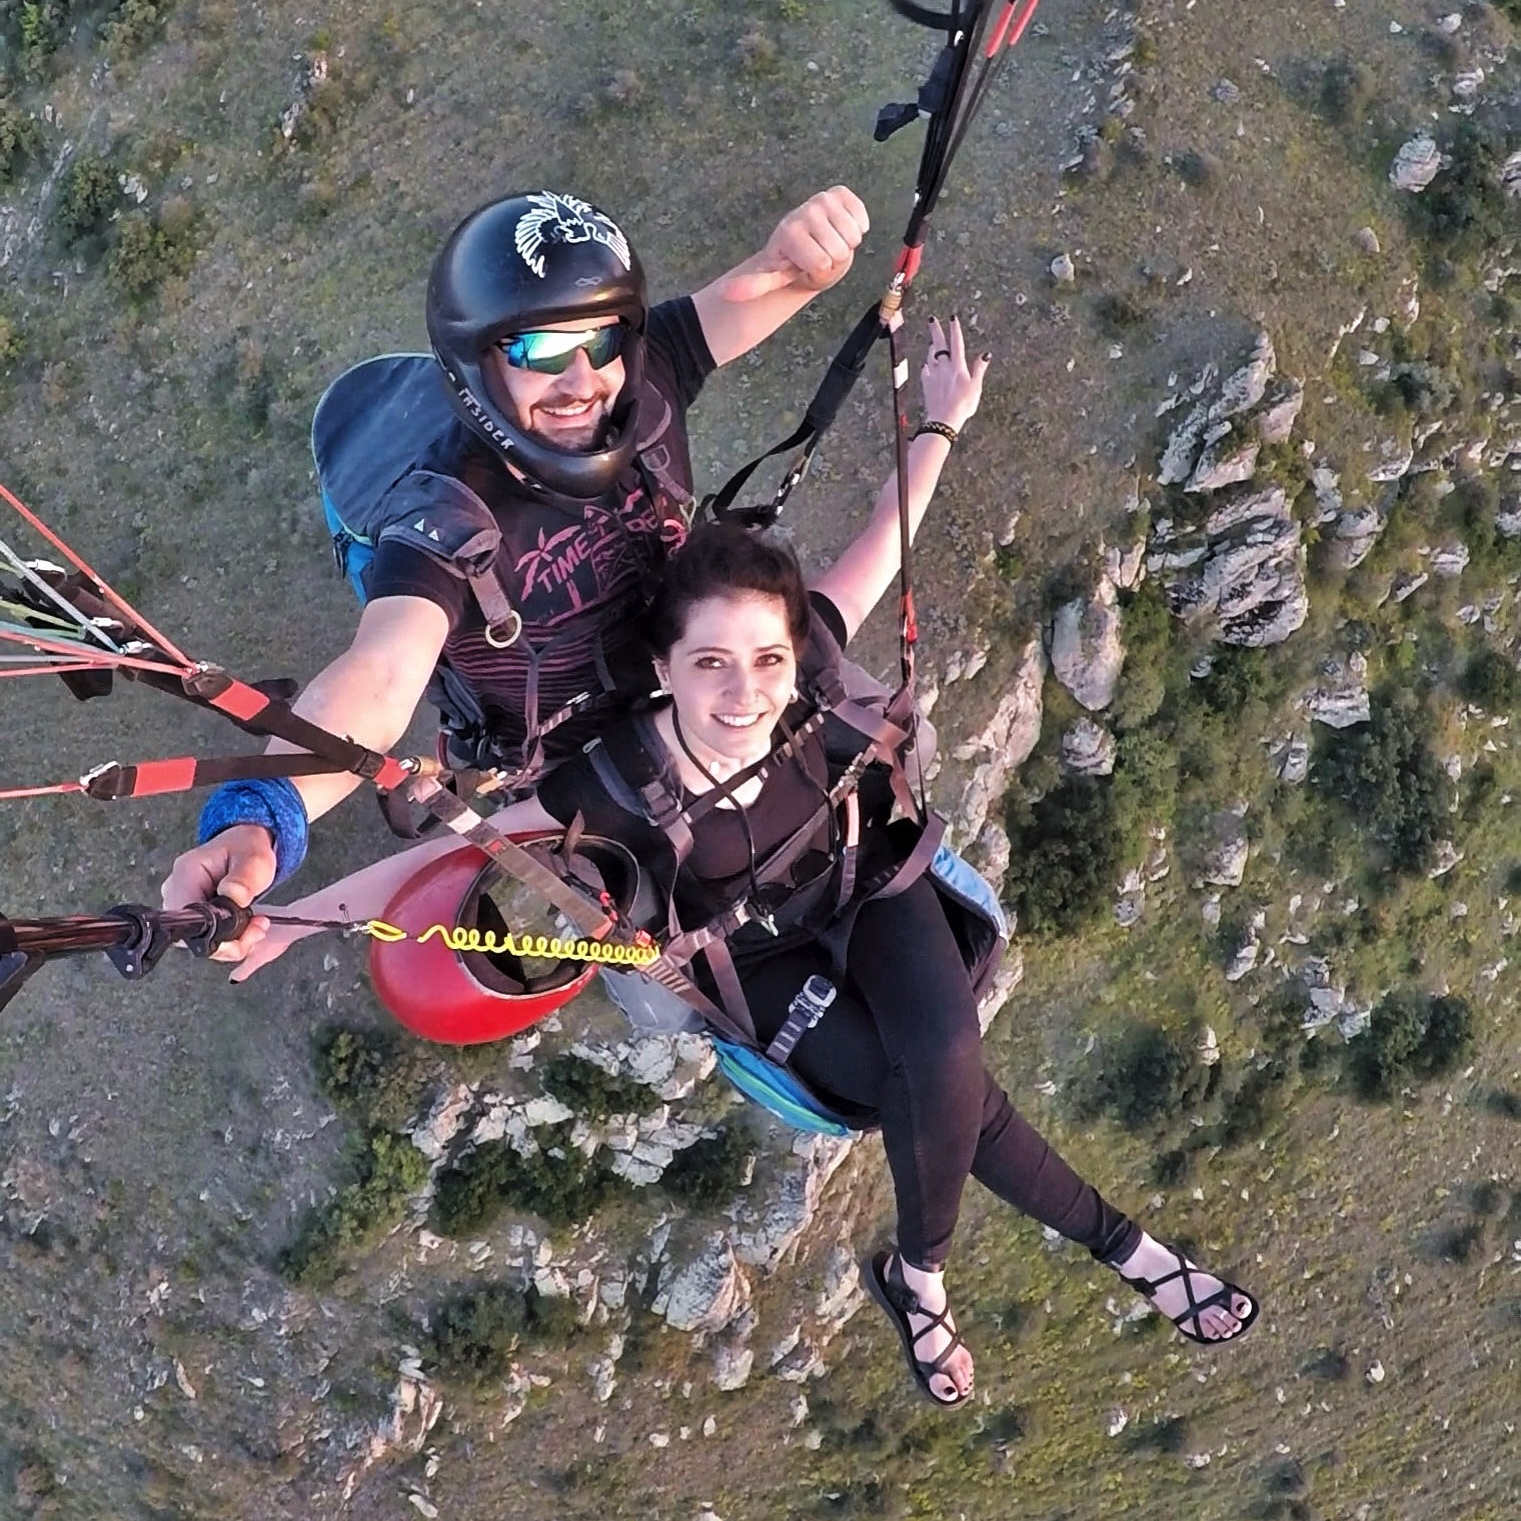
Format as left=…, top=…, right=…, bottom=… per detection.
left=514, top=192, right=632, bottom=279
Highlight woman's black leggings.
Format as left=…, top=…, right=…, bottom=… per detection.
left=739, top=876, right=1141, bottom=1271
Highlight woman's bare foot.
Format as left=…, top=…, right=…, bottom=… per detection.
left=1111, top=1232, right=1258, bottom=1344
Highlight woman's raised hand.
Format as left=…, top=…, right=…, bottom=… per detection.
left=920, top=316, right=990, bottom=433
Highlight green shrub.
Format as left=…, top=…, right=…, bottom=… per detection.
left=1301, top=1345, right=1350, bottom=1381
left=0, top=313, right=22, bottom=367
left=1347, top=989, right=1475, bottom=1100
left=1005, top=776, right=1124, bottom=934
left=1004, top=717, right=1178, bottom=934
left=54, top=153, right=122, bottom=247
left=1192, top=644, right=1295, bottom=721
left=103, top=0, right=167, bottom=57
left=1311, top=688, right=1450, bottom=874
left=0, top=98, right=42, bottom=184
left=107, top=199, right=198, bottom=296
left=1070, top=1022, right=1213, bottom=1132
left=1320, top=58, right=1376, bottom=123
left=1458, top=647, right=1521, bottom=710
left=9, top=0, right=66, bottom=70
left=426, top=1281, right=582, bottom=1384
left=282, top=1128, right=430, bottom=1285
left=660, top=1125, right=754, bottom=1209
left=1405, top=119, right=1516, bottom=258
left=1212, top=1057, right=1294, bottom=1148
left=1110, top=581, right=1174, bottom=731
left=1448, top=473, right=1521, bottom=583
left=313, top=1024, right=437, bottom=1132
left=432, top=1122, right=624, bottom=1235
left=1125, top=1414, right=1189, bottom=1455
left=1373, top=360, right=1457, bottom=419
left=540, top=1052, right=661, bottom=1121
left=1438, top=1219, right=1484, bottom=1264
left=1484, top=1087, right=1521, bottom=1120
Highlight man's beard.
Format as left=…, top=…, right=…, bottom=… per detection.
left=526, top=399, right=614, bottom=453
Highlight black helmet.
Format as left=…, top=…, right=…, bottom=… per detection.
left=426, top=191, right=648, bottom=501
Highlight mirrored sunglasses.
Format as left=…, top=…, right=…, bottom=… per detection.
left=496, top=324, right=627, bottom=375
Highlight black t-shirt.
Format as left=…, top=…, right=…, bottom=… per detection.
left=538, top=596, right=877, bottom=962
left=366, top=298, right=715, bottom=758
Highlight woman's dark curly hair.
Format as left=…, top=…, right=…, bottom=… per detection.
left=644, top=524, right=810, bottom=659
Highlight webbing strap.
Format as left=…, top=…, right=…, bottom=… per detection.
left=703, top=304, right=882, bottom=525
left=79, top=751, right=349, bottom=801
left=403, top=775, right=617, bottom=940
left=183, top=667, right=411, bottom=791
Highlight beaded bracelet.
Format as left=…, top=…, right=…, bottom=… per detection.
left=913, top=420, right=959, bottom=446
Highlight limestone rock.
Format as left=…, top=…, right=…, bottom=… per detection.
left=408, top=1084, right=476, bottom=1162
left=1503, top=148, right=1521, bottom=199
left=1200, top=815, right=1249, bottom=887
left=1061, top=717, right=1116, bottom=777
left=1390, top=135, right=1442, bottom=192
left=732, top=1135, right=857, bottom=1270
left=1427, top=840, right=1462, bottom=879
left=1310, top=464, right=1343, bottom=523
left=1049, top=575, right=1125, bottom=711
left=1277, top=735, right=1310, bottom=784
left=976, top=947, right=1024, bottom=1034
left=1430, top=541, right=1470, bottom=578
left=1304, top=653, right=1370, bottom=728
left=952, top=637, right=1045, bottom=841
left=1104, top=536, right=1147, bottom=590
left=1210, top=332, right=1277, bottom=422
left=1367, top=441, right=1415, bottom=483
left=1150, top=485, right=1308, bottom=647
left=1224, top=938, right=1260, bottom=981
left=1254, top=379, right=1304, bottom=444
left=711, top=1341, right=754, bottom=1392
left=1114, top=872, right=1145, bottom=928
left=1330, top=504, right=1386, bottom=570
left=1158, top=399, right=1212, bottom=486
left=659, top=1234, right=751, bottom=1334
left=772, top=1337, right=824, bottom=1383
left=969, top=820, right=1012, bottom=885
left=814, top=1243, right=866, bottom=1337
left=1186, top=434, right=1261, bottom=494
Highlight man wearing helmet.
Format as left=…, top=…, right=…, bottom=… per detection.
left=163, top=185, right=869, bottom=963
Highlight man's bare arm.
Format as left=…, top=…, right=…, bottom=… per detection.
left=160, top=593, right=449, bottom=956
left=269, top=594, right=451, bottom=820
left=690, top=186, right=869, bottom=369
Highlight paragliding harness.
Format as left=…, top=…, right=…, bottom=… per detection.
left=310, top=352, right=695, bottom=793
left=578, top=613, right=1007, bottom=1136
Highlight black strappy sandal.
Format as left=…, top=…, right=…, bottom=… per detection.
left=864, top=1251, right=975, bottom=1408
left=1115, top=1243, right=1260, bottom=1345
